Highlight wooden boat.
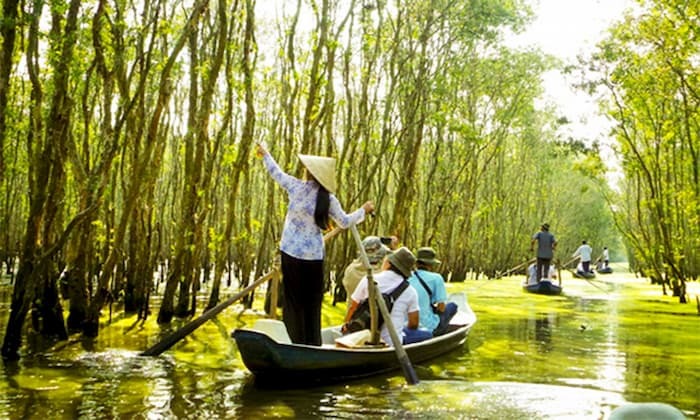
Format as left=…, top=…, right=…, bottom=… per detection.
left=572, top=269, right=596, bottom=279
left=522, top=279, right=562, bottom=295
left=231, top=293, right=477, bottom=387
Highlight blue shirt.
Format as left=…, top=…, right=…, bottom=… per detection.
left=408, top=269, right=447, bottom=331
left=262, top=153, right=365, bottom=260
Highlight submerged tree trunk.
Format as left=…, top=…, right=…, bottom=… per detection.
left=84, top=0, right=210, bottom=335
left=208, top=0, right=255, bottom=310
left=2, top=0, right=82, bottom=359
left=0, top=0, right=20, bottom=184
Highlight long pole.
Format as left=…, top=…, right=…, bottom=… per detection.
left=141, top=269, right=277, bottom=356
left=142, top=227, right=342, bottom=356
left=496, top=258, right=536, bottom=279
left=350, top=224, right=419, bottom=385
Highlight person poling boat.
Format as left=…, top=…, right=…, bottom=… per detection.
left=530, top=223, right=557, bottom=283
left=256, top=143, right=374, bottom=346
left=231, top=290, right=476, bottom=386
left=572, top=240, right=594, bottom=275
left=596, top=247, right=613, bottom=273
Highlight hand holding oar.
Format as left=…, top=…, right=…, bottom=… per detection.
left=141, top=268, right=278, bottom=356
left=350, top=224, right=419, bottom=385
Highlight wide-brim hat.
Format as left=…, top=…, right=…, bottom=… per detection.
left=362, top=236, right=390, bottom=265
left=298, top=154, right=337, bottom=193
left=387, top=247, right=416, bottom=278
left=416, top=247, right=441, bottom=266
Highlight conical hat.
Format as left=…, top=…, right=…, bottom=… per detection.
left=298, top=154, right=337, bottom=193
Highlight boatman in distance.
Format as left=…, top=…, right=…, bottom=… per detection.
left=573, top=240, right=593, bottom=273
left=530, top=223, right=557, bottom=282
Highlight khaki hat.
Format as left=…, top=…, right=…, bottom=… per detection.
left=362, top=236, right=390, bottom=265
left=387, top=247, right=416, bottom=278
left=416, top=247, right=441, bottom=266
left=298, top=154, right=337, bottom=193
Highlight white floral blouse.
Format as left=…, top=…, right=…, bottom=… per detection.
left=262, top=153, right=366, bottom=260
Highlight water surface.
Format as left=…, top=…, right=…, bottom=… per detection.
left=0, top=265, right=698, bottom=419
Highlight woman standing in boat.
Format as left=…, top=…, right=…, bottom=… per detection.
left=256, top=143, right=374, bottom=346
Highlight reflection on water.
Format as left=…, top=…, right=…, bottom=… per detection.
left=0, top=274, right=699, bottom=419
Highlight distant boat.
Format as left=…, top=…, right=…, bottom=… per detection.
left=596, top=264, right=613, bottom=274
left=522, top=279, right=563, bottom=295
left=232, top=294, right=477, bottom=387
left=523, top=263, right=562, bottom=295
left=573, top=269, right=596, bottom=279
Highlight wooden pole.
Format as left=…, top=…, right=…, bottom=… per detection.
left=268, top=262, right=280, bottom=320
left=141, top=268, right=277, bottom=356
left=142, top=225, right=344, bottom=356
left=350, top=224, right=419, bottom=385
left=495, top=258, right=535, bottom=279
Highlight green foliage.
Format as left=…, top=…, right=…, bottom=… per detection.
left=586, top=0, right=700, bottom=287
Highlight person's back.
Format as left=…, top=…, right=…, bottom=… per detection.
left=534, top=230, right=556, bottom=259
left=408, top=247, right=457, bottom=337
left=374, top=270, right=418, bottom=345
left=526, top=264, right=537, bottom=284
left=350, top=264, right=418, bottom=346
left=342, top=259, right=366, bottom=304
left=530, top=223, right=557, bottom=282
left=409, top=268, right=445, bottom=331
left=344, top=247, right=430, bottom=346
left=574, top=242, right=592, bottom=261
left=573, top=240, right=593, bottom=272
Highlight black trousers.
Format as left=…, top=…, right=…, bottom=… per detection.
left=280, top=251, right=324, bottom=346
left=582, top=261, right=591, bottom=272
left=536, top=257, right=551, bottom=281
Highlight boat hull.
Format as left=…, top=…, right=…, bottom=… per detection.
left=522, top=280, right=562, bottom=295
left=573, top=270, right=596, bottom=279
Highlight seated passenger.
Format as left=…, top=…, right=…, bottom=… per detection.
left=343, top=247, right=432, bottom=346
left=527, top=263, right=557, bottom=284
left=408, top=247, right=458, bottom=337
left=342, top=236, right=390, bottom=307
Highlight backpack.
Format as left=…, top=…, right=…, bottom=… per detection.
left=344, top=280, right=410, bottom=334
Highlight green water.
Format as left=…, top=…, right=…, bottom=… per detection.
left=0, top=265, right=698, bottom=419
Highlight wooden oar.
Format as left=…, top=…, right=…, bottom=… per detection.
left=560, top=256, right=578, bottom=269
left=349, top=224, right=419, bottom=385
left=141, top=269, right=277, bottom=356
left=142, top=227, right=341, bottom=357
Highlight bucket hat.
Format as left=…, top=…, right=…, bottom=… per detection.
left=362, top=236, right=390, bottom=265
left=387, top=247, right=416, bottom=278
left=416, top=247, right=441, bottom=266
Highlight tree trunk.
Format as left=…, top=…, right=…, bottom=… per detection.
left=0, top=0, right=20, bottom=184
left=84, top=0, right=210, bottom=336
